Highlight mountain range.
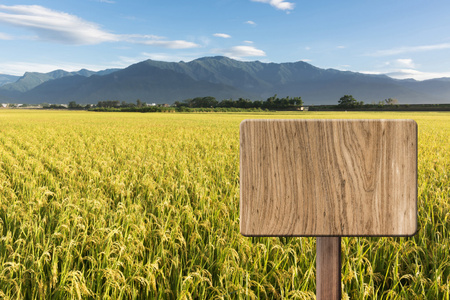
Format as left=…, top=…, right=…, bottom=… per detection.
left=0, top=74, right=20, bottom=87
left=1, top=56, right=450, bottom=105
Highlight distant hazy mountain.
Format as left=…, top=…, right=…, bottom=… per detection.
left=18, top=63, right=245, bottom=104
left=0, top=74, right=20, bottom=87
left=1, top=56, right=450, bottom=104
left=0, top=68, right=119, bottom=95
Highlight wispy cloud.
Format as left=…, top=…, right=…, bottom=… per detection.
left=213, top=33, right=231, bottom=39
left=114, top=52, right=203, bottom=67
left=97, top=0, right=115, bottom=3
left=213, top=45, right=266, bottom=58
left=0, top=60, right=111, bottom=76
left=0, top=32, right=12, bottom=40
left=140, top=52, right=201, bottom=63
left=121, top=15, right=137, bottom=21
left=368, top=43, right=450, bottom=56
left=0, top=5, right=199, bottom=48
left=391, top=58, right=415, bottom=69
left=250, top=0, right=295, bottom=11
left=361, top=57, right=450, bottom=80
left=0, top=5, right=117, bottom=44
left=126, top=35, right=199, bottom=49
left=383, top=69, right=450, bottom=81
left=245, top=20, right=256, bottom=26
left=140, top=40, right=199, bottom=49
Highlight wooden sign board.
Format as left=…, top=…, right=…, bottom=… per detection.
left=240, top=119, right=417, bottom=237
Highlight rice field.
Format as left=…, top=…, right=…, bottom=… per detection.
left=0, top=110, right=449, bottom=299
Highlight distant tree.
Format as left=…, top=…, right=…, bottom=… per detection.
left=262, top=94, right=277, bottom=109
left=48, top=104, right=65, bottom=109
left=252, top=100, right=263, bottom=108
left=68, top=101, right=81, bottom=109
left=338, top=95, right=364, bottom=108
left=385, top=98, right=398, bottom=105
left=289, top=96, right=304, bottom=107
left=173, top=100, right=188, bottom=107
left=177, top=95, right=303, bottom=110
left=217, top=99, right=236, bottom=108
left=190, top=96, right=218, bottom=108
left=181, top=98, right=194, bottom=107
left=236, top=98, right=252, bottom=108
left=136, top=99, right=142, bottom=107
left=97, top=100, right=120, bottom=108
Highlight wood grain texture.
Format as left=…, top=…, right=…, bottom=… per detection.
left=316, top=237, right=341, bottom=300
left=240, top=119, right=417, bottom=236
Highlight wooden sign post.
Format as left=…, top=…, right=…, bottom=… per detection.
left=240, top=119, right=417, bottom=298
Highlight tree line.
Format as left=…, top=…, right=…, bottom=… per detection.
left=174, top=95, right=303, bottom=110
left=56, top=95, right=304, bottom=111
left=29, top=94, right=437, bottom=112
left=336, top=95, right=399, bottom=109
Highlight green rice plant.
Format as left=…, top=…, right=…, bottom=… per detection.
left=0, top=110, right=448, bottom=299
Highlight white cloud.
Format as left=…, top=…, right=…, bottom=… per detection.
left=0, top=32, right=12, bottom=40
left=363, top=58, right=418, bottom=79
left=122, top=34, right=166, bottom=41
left=368, top=43, right=450, bottom=56
left=337, top=45, right=346, bottom=49
left=0, top=5, right=199, bottom=49
left=357, top=57, right=450, bottom=80
left=300, top=59, right=312, bottom=62
left=214, top=45, right=266, bottom=58
left=393, top=59, right=415, bottom=68
left=244, top=40, right=254, bottom=44
left=250, top=0, right=295, bottom=11
left=384, top=69, right=450, bottom=81
left=140, top=52, right=200, bottom=63
left=0, top=5, right=117, bottom=44
left=136, top=39, right=199, bottom=49
left=213, top=33, right=231, bottom=39
left=0, top=61, right=113, bottom=76
left=196, top=36, right=211, bottom=47
left=114, top=34, right=200, bottom=48
left=121, top=15, right=137, bottom=21
left=245, top=20, right=256, bottom=25
left=113, top=52, right=205, bottom=68
left=1, top=52, right=205, bottom=76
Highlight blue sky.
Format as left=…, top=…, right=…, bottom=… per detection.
left=1, top=0, right=450, bottom=80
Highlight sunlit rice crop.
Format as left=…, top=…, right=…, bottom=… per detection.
left=0, top=110, right=449, bottom=299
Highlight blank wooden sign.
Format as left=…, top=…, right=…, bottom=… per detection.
left=240, top=119, right=417, bottom=237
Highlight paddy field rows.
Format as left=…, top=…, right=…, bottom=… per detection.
left=0, top=110, right=449, bottom=299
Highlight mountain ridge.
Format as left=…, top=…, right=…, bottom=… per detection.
left=0, top=68, right=120, bottom=94
left=1, top=56, right=449, bottom=104
left=0, top=74, right=21, bottom=87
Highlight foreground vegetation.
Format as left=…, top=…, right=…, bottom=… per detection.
left=0, top=110, right=449, bottom=299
